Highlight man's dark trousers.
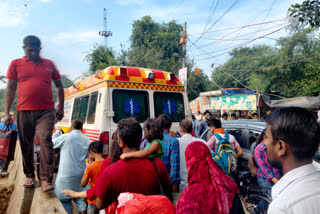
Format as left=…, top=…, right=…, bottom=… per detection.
left=17, top=108, right=56, bottom=183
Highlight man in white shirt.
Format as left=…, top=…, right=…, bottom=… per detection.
left=178, top=119, right=206, bottom=192
left=264, top=107, right=320, bottom=214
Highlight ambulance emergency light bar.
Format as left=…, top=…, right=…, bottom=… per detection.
left=167, top=73, right=176, bottom=81
left=144, top=69, right=155, bottom=80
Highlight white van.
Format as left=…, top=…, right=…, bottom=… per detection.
left=56, top=66, right=191, bottom=155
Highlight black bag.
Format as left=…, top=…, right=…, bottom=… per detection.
left=0, top=126, right=18, bottom=169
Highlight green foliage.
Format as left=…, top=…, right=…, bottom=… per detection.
left=289, top=0, right=320, bottom=28
left=293, top=60, right=320, bottom=96
left=187, top=68, right=212, bottom=101
left=85, top=45, right=117, bottom=74
left=52, top=74, right=74, bottom=103
left=128, top=16, right=183, bottom=73
left=211, top=28, right=320, bottom=98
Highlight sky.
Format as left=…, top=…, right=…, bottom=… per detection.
left=0, top=0, right=303, bottom=88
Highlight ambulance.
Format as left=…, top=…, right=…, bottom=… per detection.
left=56, top=66, right=191, bottom=155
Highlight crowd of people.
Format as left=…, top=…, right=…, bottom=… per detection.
left=2, top=35, right=320, bottom=214
left=58, top=107, right=319, bottom=214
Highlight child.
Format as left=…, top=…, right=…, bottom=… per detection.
left=81, top=141, right=104, bottom=214
left=121, top=118, right=164, bottom=159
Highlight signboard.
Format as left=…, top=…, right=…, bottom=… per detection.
left=178, top=67, right=187, bottom=89
left=210, top=95, right=257, bottom=110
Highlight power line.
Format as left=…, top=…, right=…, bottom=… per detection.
left=187, top=18, right=288, bottom=36
left=170, top=57, right=183, bottom=72
left=195, top=25, right=289, bottom=61
left=167, top=0, right=185, bottom=17
left=215, top=54, right=320, bottom=72
left=192, top=22, right=288, bottom=50
left=212, top=65, right=286, bottom=98
left=202, top=0, right=220, bottom=34
left=190, top=0, right=240, bottom=47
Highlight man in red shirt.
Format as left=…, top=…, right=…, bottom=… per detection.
left=95, top=118, right=172, bottom=210
left=4, top=35, right=64, bottom=192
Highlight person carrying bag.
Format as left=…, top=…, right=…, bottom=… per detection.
left=0, top=125, right=18, bottom=177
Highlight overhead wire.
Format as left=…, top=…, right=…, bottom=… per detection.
left=167, top=0, right=185, bottom=17
left=215, top=53, right=320, bottom=72
left=190, top=0, right=240, bottom=47
left=201, top=0, right=220, bottom=34
left=187, top=18, right=288, bottom=36
left=195, top=25, right=289, bottom=61
left=192, top=22, right=288, bottom=50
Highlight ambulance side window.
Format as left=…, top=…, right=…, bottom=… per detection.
left=87, top=92, right=98, bottom=124
left=154, top=92, right=185, bottom=122
left=71, top=95, right=89, bottom=122
left=112, top=90, right=149, bottom=123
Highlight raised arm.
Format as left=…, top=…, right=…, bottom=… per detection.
left=120, top=140, right=161, bottom=159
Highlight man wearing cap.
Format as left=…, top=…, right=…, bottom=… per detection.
left=4, top=35, right=64, bottom=192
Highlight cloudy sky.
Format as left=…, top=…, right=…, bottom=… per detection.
left=0, top=0, right=302, bottom=88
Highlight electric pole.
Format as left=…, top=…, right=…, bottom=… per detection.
left=182, top=22, right=187, bottom=68
left=99, top=8, right=112, bottom=47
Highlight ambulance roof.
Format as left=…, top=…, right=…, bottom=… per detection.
left=65, top=66, right=184, bottom=97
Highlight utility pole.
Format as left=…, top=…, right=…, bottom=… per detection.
left=99, top=8, right=112, bottom=47
left=182, top=22, right=187, bottom=68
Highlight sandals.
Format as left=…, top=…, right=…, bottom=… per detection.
left=0, top=170, right=9, bottom=178
left=41, top=181, right=54, bottom=192
left=24, top=177, right=36, bottom=188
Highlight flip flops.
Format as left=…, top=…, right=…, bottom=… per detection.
left=41, top=181, right=54, bottom=192
left=24, top=177, right=36, bottom=188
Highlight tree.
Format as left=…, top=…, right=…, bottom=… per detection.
left=128, top=16, right=183, bottom=72
left=211, top=45, right=277, bottom=91
left=289, top=0, right=320, bottom=28
left=293, top=60, right=320, bottom=96
left=187, top=68, right=212, bottom=101
left=52, top=74, right=74, bottom=103
left=210, top=27, right=320, bottom=97
left=85, top=45, right=117, bottom=74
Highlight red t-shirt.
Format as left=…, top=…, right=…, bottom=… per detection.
left=6, top=56, right=61, bottom=111
left=95, top=158, right=171, bottom=208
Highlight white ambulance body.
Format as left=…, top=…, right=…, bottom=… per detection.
left=56, top=66, right=190, bottom=155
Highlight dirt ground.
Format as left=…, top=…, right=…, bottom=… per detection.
left=0, top=184, right=14, bottom=214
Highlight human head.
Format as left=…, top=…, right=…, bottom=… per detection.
left=207, top=118, right=222, bottom=132
left=88, top=141, right=103, bottom=159
left=143, top=118, right=164, bottom=143
left=257, top=129, right=266, bottom=145
left=71, top=119, right=83, bottom=131
left=179, top=119, right=193, bottom=134
left=252, top=113, right=258, bottom=120
left=159, top=114, right=172, bottom=130
left=118, top=119, right=142, bottom=149
left=222, top=113, right=228, bottom=120
left=264, top=107, right=320, bottom=171
left=110, top=129, right=122, bottom=164
left=231, top=113, right=237, bottom=120
left=23, top=35, right=41, bottom=61
left=203, top=110, right=212, bottom=121
left=197, top=111, right=201, bottom=115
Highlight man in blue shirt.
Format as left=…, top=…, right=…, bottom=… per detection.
left=52, top=119, right=90, bottom=214
left=159, top=114, right=180, bottom=193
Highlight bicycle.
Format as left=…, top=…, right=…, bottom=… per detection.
left=236, top=171, right=272, bottom=214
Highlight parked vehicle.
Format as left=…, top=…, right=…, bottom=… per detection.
left=55, top=66, right=190, bottom=155
left=200, top=120, right=320, bottom=171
